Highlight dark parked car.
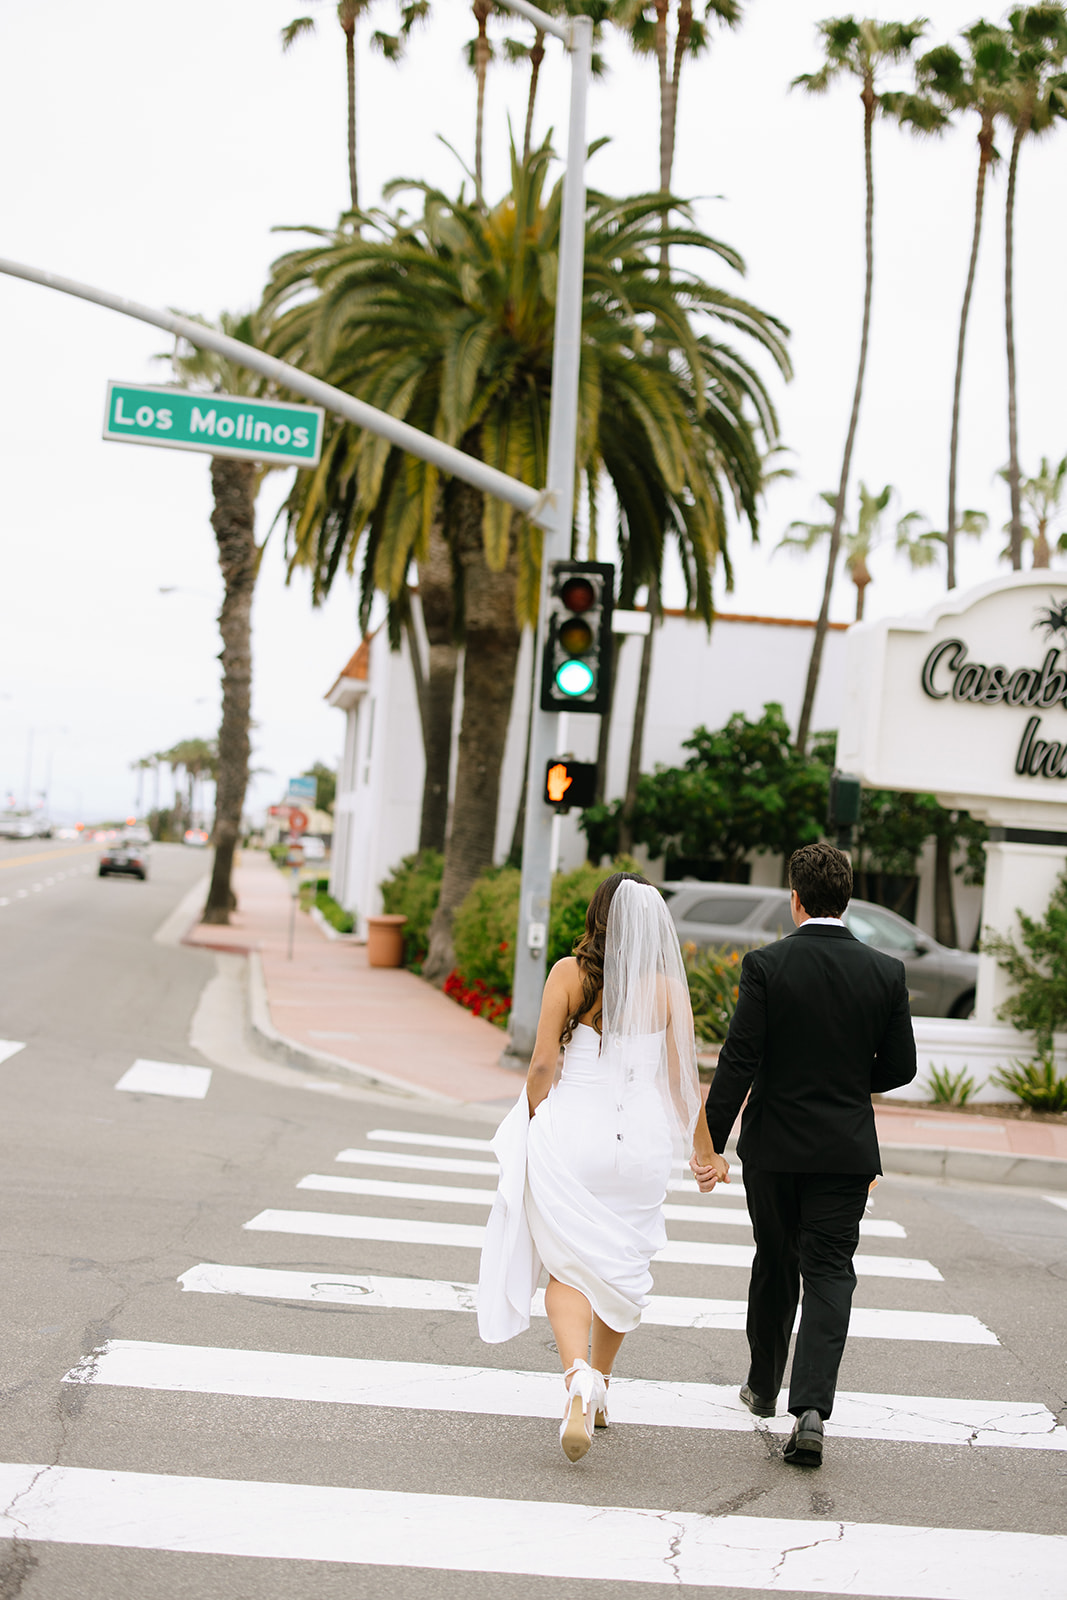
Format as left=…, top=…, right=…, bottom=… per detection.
left=661, top=881, right=977, bottom=1019
left=99, top=841, right=148, bottom=881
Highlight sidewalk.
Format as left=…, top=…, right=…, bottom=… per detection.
left=183, top=851, right=1067, bottom=1186
left=183, top=851, right=522, bottom=1107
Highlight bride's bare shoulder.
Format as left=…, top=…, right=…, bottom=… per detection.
left=548, top=956, right=583, bottom=1000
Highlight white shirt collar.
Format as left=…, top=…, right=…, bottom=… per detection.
left=800, top=916, right=846, bottom=928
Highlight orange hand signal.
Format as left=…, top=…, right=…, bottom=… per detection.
left=547, top=763, right=574, bottom=803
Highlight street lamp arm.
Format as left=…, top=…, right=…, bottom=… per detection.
left=0, top=255, right=545, bottom=525
left=496, top=1, right=569, bottom=43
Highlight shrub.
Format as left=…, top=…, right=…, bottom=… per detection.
left=992, top=1055, right=1067, bottom=1113
left=982, top=869, right=1067, bottom=1056
left=683, top=943, right=741, bottom=1045
left=452, top=867, right=522, bottom=992
left=450, top=857, right=644, bottom=996
left=928, top=1063, right=975, bottom=1106
left=379, top=850, right=444, bottom=971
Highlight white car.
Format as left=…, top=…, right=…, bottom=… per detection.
left=0, top=814, right=37, bottom=840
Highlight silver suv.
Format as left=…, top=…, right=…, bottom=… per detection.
left=661, top=882, right=977, bottom=1019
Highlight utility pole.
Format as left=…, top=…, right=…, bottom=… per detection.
left=503, top=7, right=593, bottom=1067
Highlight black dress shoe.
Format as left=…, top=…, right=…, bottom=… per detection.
left=739, top=1383, right=778, bottom=1418
left=783, top=1409, right=824, bottom=1466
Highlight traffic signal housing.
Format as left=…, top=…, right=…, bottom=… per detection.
left=827, top=769, right=862, bottom=849
left=540, top=561, right=614, bottom=715
left=544, top=758, right=598, bottom=811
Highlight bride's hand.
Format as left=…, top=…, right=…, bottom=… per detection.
left=690, top=1151, right=729, bottom=1192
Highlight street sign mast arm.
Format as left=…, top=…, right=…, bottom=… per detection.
left=0, top=255, right=546, bottom=526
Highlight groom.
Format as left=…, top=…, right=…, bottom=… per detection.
left=696, top=840, right=916, bottom=1467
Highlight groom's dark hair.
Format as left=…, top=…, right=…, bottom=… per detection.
left=788, top=841, right=853, bottom=918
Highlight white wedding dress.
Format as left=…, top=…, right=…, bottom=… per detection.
left=477, top=882, right=702, bottom=1345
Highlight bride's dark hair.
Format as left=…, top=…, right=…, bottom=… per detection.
left=560, top=869, right=651, bottom=1045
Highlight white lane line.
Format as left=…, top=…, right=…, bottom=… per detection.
left=115, top=1060, right=212, bottom=1100
left=296, top=1174, right=902, bottom=1238
left=65, top=1340, right=1065, bottom=1451
left=0, top=1041, right=27, bottom=1065
left=242, top=1209, right=940, bottom=1280
left=15, top=889, right=27, bottom=898
left=0, top=897, right=9, bottom=907
left=31, top=883, right=43, bottom=892
left=0, top=1462, right=1062, bottom=1594
left=336, top=1147, right=747, bottom=1193
left=179, top=1264, right=997, bottom=1343
left=1044, top=1194, right=1067, bottom=1213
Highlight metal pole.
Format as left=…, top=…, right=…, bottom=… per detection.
left=0, top=257, right=543, bottom=524
left=497, top=0, right=568, bottom=39
left=504, top=15, right=593, bottom=1067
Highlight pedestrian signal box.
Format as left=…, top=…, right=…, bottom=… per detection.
left=544, top=758, right=598, bottom=811
left=540, top=561, right=614, bottom=714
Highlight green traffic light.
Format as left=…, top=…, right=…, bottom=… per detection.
left=555, top=659, right=595, bottom=697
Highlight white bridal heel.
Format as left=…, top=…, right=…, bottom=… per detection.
left=560, top=1359, right=607, bottom=1462
left=595, top=1376, right=610, bottom=1431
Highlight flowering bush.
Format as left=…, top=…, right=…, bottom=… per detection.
left=443, top=970, right=513, bottom=1029
left=684, top=942, right=742, bottom=1045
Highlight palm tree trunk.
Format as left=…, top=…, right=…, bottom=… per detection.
left=933, top=828, right=958, bottom=949
left=523, top=31, right=545, bottom=160
left=203, top=456, right=258, bottom=925
left=796, top=75, right=876, bottom=755
left=1005, top=114, right=1029, bottom=571
left=617, top=575, right=659, bottom=855
left=947, top=120, right=993, bottom=591
left=416, top=517, right=458, bottom=855
left=423, top=485, right=521, bottom=983
left=473, top=2, right=491, bottom=207
left=343, top=18, right=358, bottom=214
left=1033, top=522, right=1051, bottom=568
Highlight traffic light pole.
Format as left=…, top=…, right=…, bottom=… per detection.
left=504, top=11, right=594, bottom=1067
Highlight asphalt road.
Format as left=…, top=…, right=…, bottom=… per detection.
left=0, top=845, right=1065, bottom=1599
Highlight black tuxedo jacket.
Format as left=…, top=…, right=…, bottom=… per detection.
left=704, top=923, right=916, bottom=1174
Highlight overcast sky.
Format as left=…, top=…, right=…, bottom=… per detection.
left=2, top=0, right=1064, bottom=822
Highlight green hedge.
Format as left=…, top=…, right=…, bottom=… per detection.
left=379, top=850, right=444, bottom=972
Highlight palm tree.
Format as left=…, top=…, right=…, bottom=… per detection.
left=264, top=142, right=787, bottom=980
left=167, top=314, right=268, bottom=924
left=1001, top=6, right=1067, bottom=569
left=281, top=1, right=429, bottom=212
left=997, top=454, right=1067, bottom=565
left=165, top=738, right=218, bottom=831
left=779, top=482, right=960, bottom=622
left=791, top=17, right=927, bottom=754
left=907, top=25, right=1013, bottom=591
left=502, top=2, right=610, bottom=159
left=610, top=3, right=747, bottom=846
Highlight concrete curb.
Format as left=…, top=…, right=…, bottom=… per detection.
left=244, top=950, right=456, bottom=1105
left=308, top=904, right=362, bottom=944
left=880, top=1140, right=1067, bottom=1192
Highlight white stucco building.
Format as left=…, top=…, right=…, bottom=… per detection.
left=326, top=603, right=850, bottom=935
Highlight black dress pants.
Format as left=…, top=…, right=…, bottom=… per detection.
left=742, top=1169, right=873, bottom=1420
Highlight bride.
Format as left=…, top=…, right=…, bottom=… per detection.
left=478, top=871, right=729, bottom=1461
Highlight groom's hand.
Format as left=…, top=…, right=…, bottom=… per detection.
left=690, top=1152, right=730, bottom=1192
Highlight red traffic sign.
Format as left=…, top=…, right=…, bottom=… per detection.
left=288, top=809, right=308, bottom=836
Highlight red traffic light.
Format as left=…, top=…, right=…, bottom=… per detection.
left=559, top=576, right=596, bottom=613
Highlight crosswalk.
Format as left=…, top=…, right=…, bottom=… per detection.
left=11, top=1117, right=1067, bottom=1594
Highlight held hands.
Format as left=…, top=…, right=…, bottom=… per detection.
left=689, top=1151, right=730, bottom=1192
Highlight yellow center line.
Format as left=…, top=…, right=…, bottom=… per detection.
left=0, top=844, right=99, bottom=872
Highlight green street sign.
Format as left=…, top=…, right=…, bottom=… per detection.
left=103, top=381, right=324, bottom=467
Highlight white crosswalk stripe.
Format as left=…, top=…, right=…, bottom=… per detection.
left=0, top=1040, right=26, bottom=1065
left=1044, top=1193, right=1067, bottom=1213
left=114, top=1059, right=212, bottom=1099
left=296, top=1171, right=907, bottom=1237
left=23, top=1117, right=1053, bottom=1596
left=178, top=1262, right=998, bottom=1343
left=64, top=1339, right=1066, bottom=1450
left=0, top=1463, right=1062, bottom=1596
left=336, top=1144, right=747, bottom=1192
left=243, top=1207, right=942, bottom=1279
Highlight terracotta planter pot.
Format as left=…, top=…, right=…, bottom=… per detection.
left=366, top=913, right=407, bottom=968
